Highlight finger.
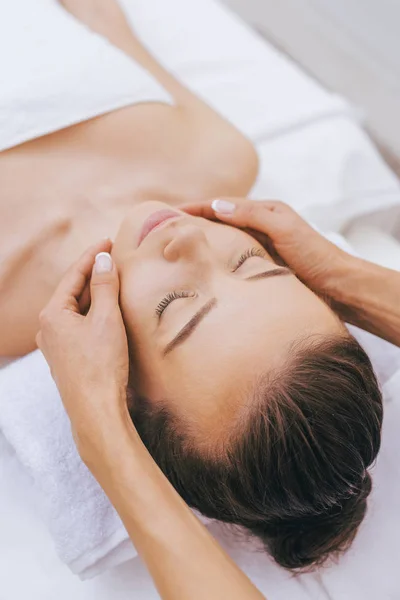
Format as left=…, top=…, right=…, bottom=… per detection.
left=180, top=201, right=219, bottom=220
left=181, top=198, right=286, bottom=227
left=88, top=252, right=120, bottom=318
left=78, top=280, right=91, bottom=315
left=209, top=198, right=290, bottom=235
left=47, top=239, right=113, bottom=314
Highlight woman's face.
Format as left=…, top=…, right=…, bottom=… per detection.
left=112, top=201, right=343, bottom=444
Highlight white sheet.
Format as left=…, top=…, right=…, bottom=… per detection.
left=252, top=118, right=400, bottom=232
left=1, top=0, right=400, bottom=599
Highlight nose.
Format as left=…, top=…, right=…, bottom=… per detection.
left=163, top=224, right=210, bottom=263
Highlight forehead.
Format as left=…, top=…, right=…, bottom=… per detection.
left=167, top=273, right=338, bottom=359
left=149, top=276, right=342, bottom=428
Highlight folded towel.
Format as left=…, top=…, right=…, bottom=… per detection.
left=0, top=350, right=136, bottom=579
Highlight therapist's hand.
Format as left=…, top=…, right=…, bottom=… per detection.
left=36, top=240, right=130, bottom=460
left=183, top=198, right=352, bottom=295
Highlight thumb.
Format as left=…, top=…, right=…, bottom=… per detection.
left=88, top=252, right=120, bottom=317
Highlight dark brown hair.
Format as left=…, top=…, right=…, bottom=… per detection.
left=129, top=335, right=383, bottom=570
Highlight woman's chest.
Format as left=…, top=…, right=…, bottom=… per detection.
left=0, top=107, right=254, bottom=355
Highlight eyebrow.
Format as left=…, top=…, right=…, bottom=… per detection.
left=244, top=266, right=292, bottom=282
left=163, top=267, right=292, bottom=356
left=163, top=297, right=218, bottom=356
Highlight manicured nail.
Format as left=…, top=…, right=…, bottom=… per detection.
left=212, top=199, right=235, bottom=215
left=95, top=252, right=113, bottom=273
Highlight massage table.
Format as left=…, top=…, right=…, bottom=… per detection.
left=1, top=1, right=400, bottom=598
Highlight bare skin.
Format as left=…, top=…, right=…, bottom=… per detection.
left=36, top=243, right=266, bottom=600
left=0, top=0, right=258, bottom=356
left=37, top=202, right=399, bottom=599
left=185, top=198, right=400, bottom=347
left=111, top=200, right=344, bottom=445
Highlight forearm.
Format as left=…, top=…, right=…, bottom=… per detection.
left=92, top=418, right=265, bottom=600
left=328, top=256, right=400, bottom=346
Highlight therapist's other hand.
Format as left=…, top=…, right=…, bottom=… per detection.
left=36, top=240, right=130, bottom=459
left=183, top=198, right=351, bottom=295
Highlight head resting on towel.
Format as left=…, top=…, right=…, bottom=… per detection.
left=112, top=201, right=383, bottom=570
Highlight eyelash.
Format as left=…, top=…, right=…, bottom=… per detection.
left=155, top=290, right=195, bottom=318
left=232, top=247, right=267, bottom=271
left=156, top=247, right=266, bottom=317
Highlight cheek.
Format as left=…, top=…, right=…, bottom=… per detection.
left=119, top=263, right=157, bottom=341
left=120, top=259, right=164, bottom=307
left=120, top=270, right=149, bottom=312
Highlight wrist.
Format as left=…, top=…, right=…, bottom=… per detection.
left=320, top=251, right=361, bottom=304
left=76, top=389, right=135, bottom=466
left=86, top=420, right=154, bottom=503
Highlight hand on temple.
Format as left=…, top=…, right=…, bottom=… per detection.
left=36, top=239, right=131, bottom=463
left=183, top=197, right=400, bottom=346
left=182, top=198, right=351, bottom=296
left=36, top=236, right=267, bottom=600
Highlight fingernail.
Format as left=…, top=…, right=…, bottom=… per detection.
left=95, top=252, right=113, bottom=273
left=212, top=199, right=235, bottom=215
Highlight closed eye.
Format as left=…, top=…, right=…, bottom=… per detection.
left=155, top=290, right=196, bottom=319
left=233, top=247, right=267, bottom=272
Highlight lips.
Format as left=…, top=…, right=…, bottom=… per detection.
left=138, top=209, right=183, bottom=246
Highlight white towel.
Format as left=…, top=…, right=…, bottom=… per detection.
left=1, top=324, right=399, bottom=580
left=0, top=0, right=172, bottom=152
left=0, top=351, right=136, bottom=579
